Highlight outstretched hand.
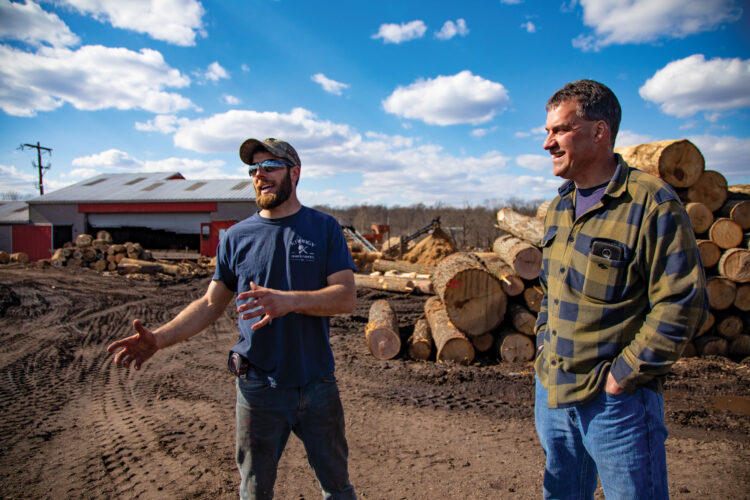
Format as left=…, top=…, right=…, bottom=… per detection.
left=236, top=281, right=295, bottom=331
left=106, top=319, right=159, bottom=370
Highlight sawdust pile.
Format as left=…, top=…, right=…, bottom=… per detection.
left=403, top=227, right=457, bottom=266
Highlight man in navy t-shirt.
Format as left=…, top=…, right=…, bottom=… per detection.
left=107, top=138, right=357, bottom=499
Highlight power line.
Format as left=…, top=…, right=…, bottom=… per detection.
left=19, top=141, right=52, bottom=195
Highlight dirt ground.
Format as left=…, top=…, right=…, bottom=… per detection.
left=0, top=265, right=748, bottom=499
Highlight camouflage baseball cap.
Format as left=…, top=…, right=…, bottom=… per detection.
left=239, top=138, right=301, bottom=167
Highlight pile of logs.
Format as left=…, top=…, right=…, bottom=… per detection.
left=0, top=251, right=30, bottom=265
left=362, top=138, right=748, bottom=366
left=364, top=246, right=544, bottom=365
left=615, top=140, right=748, bottom=359
left=39, top=231, right=187, bottom=276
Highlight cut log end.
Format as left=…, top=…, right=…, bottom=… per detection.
left=366, top=328, right=401, bottom=360
left=442, top=268, right=506, bottom=336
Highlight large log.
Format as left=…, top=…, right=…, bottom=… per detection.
left=471, top=332, right=495, bottom=353
left=717, top=248, right=750, bottom=283
left=728, top=184, right=750, bottom=198
left=407, top=317, right=433, bottom=361
left=536, top=201, right=551, bottom=219
left=508, top=303, right=537, bottom=336
left=365, top=300, right=401, bottom=360
left=10, top=252, right=29, bottom=264
left=372, top=259, right=434, bottom=275
left=523, top=285, right=544, bottom=314
left=729, top=335, right=750, bottom=358
left=706, top=277, right=736, bottom=311
left=686, top=170, right=728, bottom=212
left=709, top=218, right=743, bottom=250
left=614, top=139, right=704, bottom=188
left=495, top=207, right=544, bottom=246
left=424, top=296, right=474, bottom=364
left=432, top=252, right=508, bottom=337
left=496, top=329, right=535, bottom=362
left=492, top=234, right=542, bottom=280
left=472, top=252, right=525, bottom=296
left=681, top=342, right=697, bottom=358
left=719, top=200, right=750, bottom=230
left=695, top=335, right=729, bottom=357
left=685, top=202, right=714, bottom=234
left=734, top=284, right=750, bottom=312
left=431, top=253, right=507, bottom=336
left=354, top=273, right=433, bottom=294
left=118, top=258, right=181, bottom=276
left=75, top=233, right=93, bottom=248
left=715, top=314, right=743, bottom=341
left=697, top=311, right=715, bottom=338
left=697, top=239, right=721, bottom=268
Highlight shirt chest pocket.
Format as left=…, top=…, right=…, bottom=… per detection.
left=581, top=244, right=630, bottom=303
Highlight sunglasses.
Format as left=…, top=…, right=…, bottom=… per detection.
left=248, top=159, right=293, bottom=177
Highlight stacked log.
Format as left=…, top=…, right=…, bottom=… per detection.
left=424, top=296, right=474, bottom=364
left=431, top=252, right=507, bottom=337
left=365, top=300, right=401, bottom=360
left=614, top=140, right=748, bottom=359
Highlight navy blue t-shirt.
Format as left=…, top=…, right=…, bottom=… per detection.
left=213, top=206, right=356, bottom=388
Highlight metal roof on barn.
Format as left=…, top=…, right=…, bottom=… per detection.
left=0, top=201, right=30, bottom=224
left=26, top=172, right=255, bottom=204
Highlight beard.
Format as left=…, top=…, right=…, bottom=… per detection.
left=255, top=168, right=293, bottom=210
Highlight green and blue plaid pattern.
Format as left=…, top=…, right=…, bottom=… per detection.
left=534, top=155, right=708, bottom=409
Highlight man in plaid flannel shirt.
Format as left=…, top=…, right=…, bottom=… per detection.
left=534, top=80, right=708, bottom=499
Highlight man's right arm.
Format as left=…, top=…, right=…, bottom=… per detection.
left=107, top=279, right=235, bottom=369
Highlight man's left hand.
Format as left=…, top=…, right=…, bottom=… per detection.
left=605, top=371, right=625, bottom=395
left=237, top=282, right=295, bottom=330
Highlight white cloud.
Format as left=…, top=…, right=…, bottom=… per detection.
left=521, top=21, right=536, bottom=33
left=372, top=20, right=426, bottom=44
left=471, top=126, right=498, bottom=138
left=639, top=54, right=750, bottom=118
left=169, top=107, right=356, bottom=155
left=515, top=125, right=546, bottom=138
left=615, top=130, right=658, bottom=148
left=311, top=73, right=350, bottom=95
left=135, top=114, right=189, bottom=133
left=500, top=0, right=524, bottom=4
left=60, top=0, right=206, bottom=46
left=435, top=19, right=469, bottom=40
left=72, top=149, right=229, bottom=178
left=687, top=134, right=750, bottom=180
left=0, top=44, right=194, bottom=117
left=382, top=70, right=510, bottom=126
left=573, top=0, right=742, bottom=51
left=0, top=164, right=39, bottom=195
left=241, top=63, right=250, bottom=73
left=130, top=106, right=561, bottom=203
left=202, top=61, right=229, bottom=82
left=222, top=94, right=240, bottom=105
left=0, top=0, right=79, bottom=47
left=516, top=154, right=549, bottom=172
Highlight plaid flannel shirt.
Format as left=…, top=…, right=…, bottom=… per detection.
left=534, top=155, right=708, bottom=409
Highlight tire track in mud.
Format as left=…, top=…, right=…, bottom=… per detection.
left=0, top=268, right=238, bottom=498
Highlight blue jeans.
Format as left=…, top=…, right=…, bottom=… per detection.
left=235, top=371, right=356, bottom=500
left=534, top=376, right=669, bottom=500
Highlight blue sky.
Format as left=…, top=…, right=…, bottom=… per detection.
left=0, top=0, right=748, bottom=207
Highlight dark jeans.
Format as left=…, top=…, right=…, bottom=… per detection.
left=235, top=371, right=356, bottom=500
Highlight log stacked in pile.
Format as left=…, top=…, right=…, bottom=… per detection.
left=363, top=235, right=542, bottom=365
left=38, top=231, right=201, bottom=277
left=614, top=140, right=748, bottom=359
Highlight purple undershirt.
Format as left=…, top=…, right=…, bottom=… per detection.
left=575, top=182, right=608, bottom=219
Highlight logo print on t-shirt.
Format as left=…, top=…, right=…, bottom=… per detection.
left=291, top=236, right=316, bottom=262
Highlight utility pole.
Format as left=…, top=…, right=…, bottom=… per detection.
left=20, top=141, right=52, bottom=195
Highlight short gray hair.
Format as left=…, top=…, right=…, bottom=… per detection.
left=546, top=79, right=621, bottom=147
